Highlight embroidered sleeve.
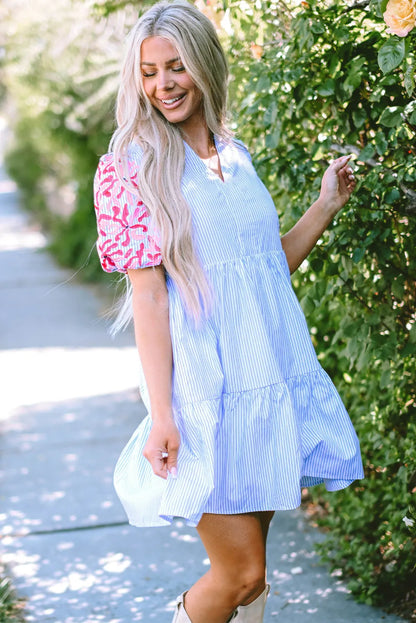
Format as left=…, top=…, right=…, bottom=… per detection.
left=93, top=153, right=162, bottom=273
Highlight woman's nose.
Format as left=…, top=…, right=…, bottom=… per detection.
left=157, top=71, right=174, bottom=91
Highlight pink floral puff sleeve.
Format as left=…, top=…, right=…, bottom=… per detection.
left=93, top=153, right=162, bottom=273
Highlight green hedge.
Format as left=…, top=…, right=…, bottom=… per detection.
left=225, top=0, right=416, bottom=610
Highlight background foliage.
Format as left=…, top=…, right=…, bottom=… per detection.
left=1, top=0, right=415, bottom=616
left=224, top=0, right=416, bottom=613
left=1, top=0, right=136, bottom=279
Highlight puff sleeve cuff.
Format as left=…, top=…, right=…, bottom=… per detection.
left=93, top=153, right=162, bottom=273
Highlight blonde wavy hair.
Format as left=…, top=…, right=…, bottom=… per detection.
left=109, top=0, right=231, bottom=331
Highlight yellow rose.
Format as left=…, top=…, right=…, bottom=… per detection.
left=194, top=0, right=224, bottom=30
left=250, top=43, right=264, bottom=60
left=383, top=0, right=416, bottom=37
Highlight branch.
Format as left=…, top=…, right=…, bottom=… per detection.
left=400, top=183, right=416, bottom=202
left=343, top=0, right=371, bottom=12
left=277, top=0, right=294, bottom=13
left=337, top=273, right=408, bottom=332
left=400, top=184, right=416, bottom=214
left=402, top=115, right=416, bottom=134
left=330, top=143, right=378, bottom=167
left=331, top=144, right=416, bottom=213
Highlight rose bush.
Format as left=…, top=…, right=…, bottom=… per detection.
left=221, top=0, right=416, bottom=614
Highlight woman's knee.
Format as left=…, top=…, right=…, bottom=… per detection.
left=220, top=562, right=266, bottom=607
left=197, top=513, right=268, bottom=606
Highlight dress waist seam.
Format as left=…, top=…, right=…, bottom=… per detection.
left=176, top=367, right=324, bottom=410
left=202, top=248, right=285, bottom=269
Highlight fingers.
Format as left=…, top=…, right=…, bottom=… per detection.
left=143, top=446, right=169, bottom=479
left=343, top=164, right=356, bottom=189
left=153, top=448, right=179, bottom=479
left=330, top=154, right=352, bottom=173
left=166, top=455, right=178, bottom=478
left=343, top=165, right=355, bottom=188
left=143, top=441, right=180, bottom=480
left=333, top=156, right=355, bottom=178
left=331, top=155, right=356, bottom=190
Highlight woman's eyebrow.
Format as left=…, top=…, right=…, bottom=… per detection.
left=140, top=57, right=181, bottom=66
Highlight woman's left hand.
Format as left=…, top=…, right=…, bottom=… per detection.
left=319, top=155, right=356, bottom=217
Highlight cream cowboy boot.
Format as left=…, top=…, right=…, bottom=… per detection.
left=229, top=584, right=270, bottom=622
left=172, top=586, right=270, bottom=623
left=171, top=592, right=192, bottom=623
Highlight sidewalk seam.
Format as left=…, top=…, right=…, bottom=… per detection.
left=3, top=520, right=129, bottom=539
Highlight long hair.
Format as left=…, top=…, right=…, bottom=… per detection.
left=109, top=0, right=231, bottom=331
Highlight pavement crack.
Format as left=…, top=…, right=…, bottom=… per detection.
left=5, top=520, right=129, bottom=538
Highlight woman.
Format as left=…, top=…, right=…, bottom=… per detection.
left=93, top=2, right=364, bottom=621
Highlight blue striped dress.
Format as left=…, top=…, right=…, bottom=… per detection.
left=94, top=136, right=364, bottom=528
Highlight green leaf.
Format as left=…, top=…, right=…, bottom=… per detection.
left=357, top=345, right=371, bottom=371
left=311, top=21, right=325, bottom=35
left=410, top=109, right=416, bottom=125
left=371, top=0, right=389, bottom=16
left=263, top=102, right=277, bottom=126
left=358, top=144, right=376, bottom=161
left=378, top=107, right=403, bottom=128
left=318, top=79, right=335, bottom=96
left=352, top=247, right=366, bottom=263
left=256, top=74, right=271, bottom=92
left=296, top=16, right=314, bottom=51
left=241, top=91, right=257, bottom=110
left=369, top=86, right=384, bottom=103
left=379, top=74, right=399, bottom=86
left=301, top=295, right=315, bottom=315
left=391, top=277, right=405, bottom=299
left=375, top=132, right=388, bottom=156
left=378, top=38, right=405, bottom=74
left=334, top=26, right=350, bottom=41
left=328, top=55, right=340, bottom=75
left=402, top=339, right=416, bottom=357
left=384, top=188, right=400, bottom=203
left=342, top=320, right=362, bottom=338
left=345, top=59, right=366, bottom=89
left=310, top=257, right=324, bottom=272
left=404, top=61, right=415, bottom=97
left=325, top=260, right=339, bottom=276
left=265, top=127, right=280, bottom=149
left=352, top=108, right=367, bottom=128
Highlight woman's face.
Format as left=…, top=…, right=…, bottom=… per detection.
left=140, top=36, right=203, bottom=129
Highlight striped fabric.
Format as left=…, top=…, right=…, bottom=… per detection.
left=94, top=136, right=364, bottom=528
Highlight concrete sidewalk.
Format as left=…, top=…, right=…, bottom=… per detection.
left=0, top=150, right=402, bottom=622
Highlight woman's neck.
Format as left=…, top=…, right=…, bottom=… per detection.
left=179, top=118, right=214, bottom=159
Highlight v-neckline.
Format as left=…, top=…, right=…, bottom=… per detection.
left=184, top=135, right=226, bottom=184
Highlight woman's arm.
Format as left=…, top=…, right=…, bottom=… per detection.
left=281, top=155, right=355, bottom=274
left=128, top=265, right=180, bottom=480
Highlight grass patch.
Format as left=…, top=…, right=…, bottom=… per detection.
left=0, top=576, right=25, bottom=623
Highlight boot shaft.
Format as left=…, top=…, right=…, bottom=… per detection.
left=171, top=592, right=192, bottom=623
left=172, top=584, right=270, bottom=623
left=229, top=584, right=270, bottom=622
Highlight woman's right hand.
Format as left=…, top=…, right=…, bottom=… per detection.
left=143, top=416, right=181, bottom=479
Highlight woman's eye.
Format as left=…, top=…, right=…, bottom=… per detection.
left=142, top=72, right=156, bottom=78
left=172, top=66, right=185, bottom=73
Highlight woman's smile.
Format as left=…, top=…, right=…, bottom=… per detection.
left=159, top=93, right=186, bottom=108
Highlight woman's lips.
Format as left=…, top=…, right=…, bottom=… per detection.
left=159, top=93, right=186, bottom=109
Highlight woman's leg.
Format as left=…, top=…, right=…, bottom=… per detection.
left=182, top=511, right=274, bottom=623
left=240, top=510, right=274, bottom=607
